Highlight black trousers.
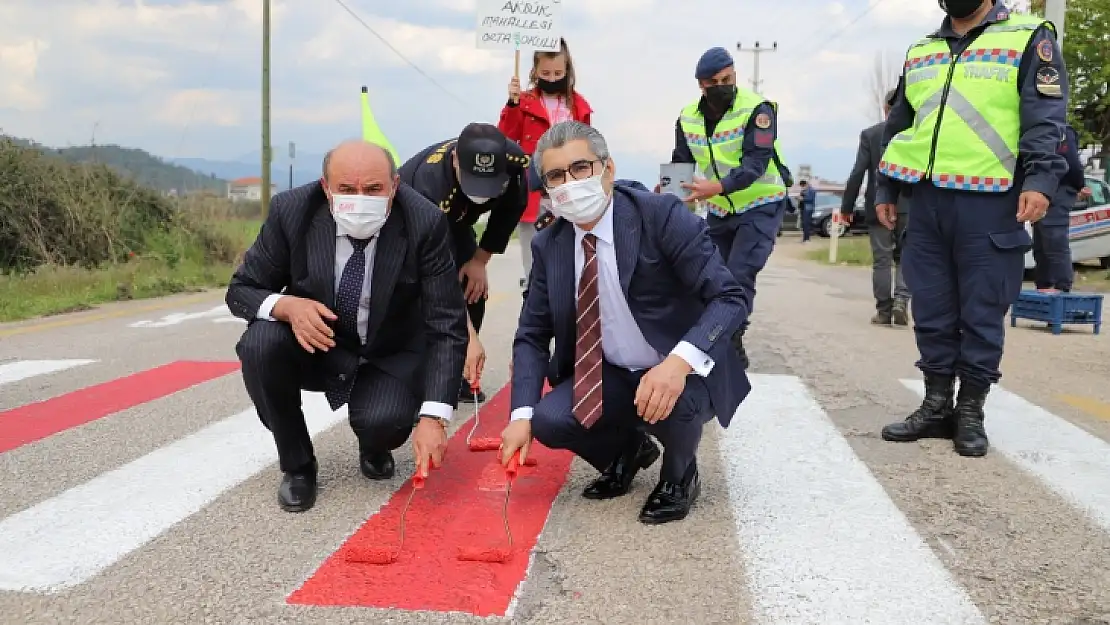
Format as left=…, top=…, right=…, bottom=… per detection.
left=236, top=321, right=420, bottom=473
left=531, top=362, right=713, bottom=483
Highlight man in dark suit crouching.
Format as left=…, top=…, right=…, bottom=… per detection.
left=226, top=139, right=468, bottom=512
left=500, top=121, right=751, bottom=524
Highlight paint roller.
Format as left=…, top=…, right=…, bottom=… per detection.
left=345, top=470, right=426, bottom=565
left=465, top=377, right=501, bottom=452
left=464, top=377, right=537, bottom=466
left=456, top=451, right=525, bottom=564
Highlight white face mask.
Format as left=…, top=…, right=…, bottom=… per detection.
left=466, top=195, right=490, bottom=204
left=331, top=193, right=389, bottom=239
left=548, top=169, right=609, bottom=225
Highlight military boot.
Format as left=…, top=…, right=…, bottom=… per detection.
left=881, top=373, right=956, bottom=442
left=731, top=330, right=750, bottom=369
left=953, top=380, right=990, bottom=457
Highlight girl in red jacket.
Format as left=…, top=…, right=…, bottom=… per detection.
left=498, top=38, right=593, bottom=286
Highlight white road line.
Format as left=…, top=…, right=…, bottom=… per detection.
left=721, top=374, right=985, bottom=624
left=0, top=392, right=344, bottom=592
left=0, top=359, right=96, bottom=387
left=128, top=305, right=230, bottom=328
left=902, top=380, right=1110, bottom=533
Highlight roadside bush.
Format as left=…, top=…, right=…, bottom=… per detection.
left=0, top=137, right=237, bottom=273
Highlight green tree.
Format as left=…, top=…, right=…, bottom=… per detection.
left=1031, top=0, right=1110, bottom=178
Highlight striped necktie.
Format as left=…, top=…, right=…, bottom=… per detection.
left=573, top=233, right=603, bottom=428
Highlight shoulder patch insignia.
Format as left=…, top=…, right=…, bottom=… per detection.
left=1035, top=65, right=1062, bottom=98
left=754, top=113, right=772, bottom=129
left=1036, top=38, right=1053, bottom=62
left=534, top=210, right=555, bottom=231
left=426, top=154, right=443, bottom=164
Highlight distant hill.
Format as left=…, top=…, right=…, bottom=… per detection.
left=172, top=151, right=324, bottom=191
left=3, top=136, right=228, bottom=194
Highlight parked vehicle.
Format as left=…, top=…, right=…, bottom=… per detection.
left=780, top=192, right=867, bottom=237
left=1023, top=175, right=1110, bottom=270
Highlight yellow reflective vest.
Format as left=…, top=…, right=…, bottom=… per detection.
left=879, top=14, right=1051, bottom=193
left=679, top=88, right=789, bottom=216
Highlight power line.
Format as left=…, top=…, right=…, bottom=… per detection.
left=329, top=0, right=477, bottom=112
left=794, top=0, right=891, bottom=58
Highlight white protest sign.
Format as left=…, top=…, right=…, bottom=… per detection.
left=476, top=0, right=563, bottom=52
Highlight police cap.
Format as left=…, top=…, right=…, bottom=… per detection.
left=456, top=123, right=513, bottom=199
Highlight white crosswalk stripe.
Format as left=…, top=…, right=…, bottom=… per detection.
left=723, top=374, right=985, bottom=624
left=902, top=379, right=1110, bottom=533
left=0, top=359, right=95, bottom=386
left=1, top=359, right=1108, bottom=623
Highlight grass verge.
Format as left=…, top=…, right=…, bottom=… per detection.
left=0, top=218, right=261, bottom=322
left=801, top=234, right=1110, bottom=292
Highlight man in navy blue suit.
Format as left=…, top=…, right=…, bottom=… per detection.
left=500, top=121, right=751, bottom=524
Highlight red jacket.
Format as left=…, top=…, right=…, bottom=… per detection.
left=498, top=89, right=593, bottom=223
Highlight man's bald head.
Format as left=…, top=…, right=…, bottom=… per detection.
left=320, top=139, right=398, bottom=200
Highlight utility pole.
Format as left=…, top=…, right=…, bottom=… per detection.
left=288, top=141, right=295, bottom=190
left=260, top=0, right=272, bottom=218
left=737, top=41, right=777, bottom=92
left=1044, top=0, right=1066, bottom=48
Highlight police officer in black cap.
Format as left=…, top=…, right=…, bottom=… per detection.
left=399, top=122, right=529, bottom=402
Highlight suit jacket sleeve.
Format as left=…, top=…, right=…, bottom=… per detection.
left=510, top=234, right=555, bottom=411
left=841, top=128, right=871, bottom=213
left=226, top=194, right=293, bottom=320
left=657, top=197, right=748, bottom=357
left=420, top=211, right=469, bottom=406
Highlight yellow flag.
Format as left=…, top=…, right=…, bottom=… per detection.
left=360, top=86, right=400, bottom=164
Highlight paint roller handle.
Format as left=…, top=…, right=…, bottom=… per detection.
left=506, top=451, right=520, bottom=478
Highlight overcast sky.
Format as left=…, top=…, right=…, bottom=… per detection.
left=0, top=0, right=952, bottom=185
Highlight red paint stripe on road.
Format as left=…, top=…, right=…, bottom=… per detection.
left=0, top=360, right=241, bottom=454
left=288, top=382, right=574, bottom=617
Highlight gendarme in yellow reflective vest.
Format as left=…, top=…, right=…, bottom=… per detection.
left=679, top=88, right=788, bottom=217
left=879, top=14, right=1051, bottom=193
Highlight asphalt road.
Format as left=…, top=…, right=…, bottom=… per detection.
left=1, top=237, right=1108, bottom=625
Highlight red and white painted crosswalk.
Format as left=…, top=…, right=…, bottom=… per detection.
left=2, top=358, right=1109, bottom=621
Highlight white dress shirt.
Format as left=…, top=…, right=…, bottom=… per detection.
left=257, top=232, right=454, bottom=421
left=510, top=200, right=715, bottom=421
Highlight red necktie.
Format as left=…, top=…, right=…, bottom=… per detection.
left=573, top=234, right=604, bottom=428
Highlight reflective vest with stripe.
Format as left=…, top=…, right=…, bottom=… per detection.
left=879, top=14, right=1050, bottom=193
left=679, top=89, right=788, bottom=216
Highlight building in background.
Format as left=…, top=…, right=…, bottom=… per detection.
left=788, top=164, right=846, bottom=198
left=227, top=177, right=276, bottom=202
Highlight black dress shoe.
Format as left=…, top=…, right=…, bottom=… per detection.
left=360, top=451, right=395, bottom=480
left=458, top=379, right=487, bottom=403
left=582, top=436, right=660, bottom=500
left=639, top=466, right=700, bottom=525
left=278, top=468, right=318, bottom=512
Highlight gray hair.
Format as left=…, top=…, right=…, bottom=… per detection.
left=321, top=140, right=397, bottom=179
left=534, top=121, right=610, bottom=173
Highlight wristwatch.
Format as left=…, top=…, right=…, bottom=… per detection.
left=421, top=415, right=448, bottom=428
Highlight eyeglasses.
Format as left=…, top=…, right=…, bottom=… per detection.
left=541, top=158, right=604, bottom=189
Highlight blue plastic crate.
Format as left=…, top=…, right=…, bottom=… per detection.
left=1010, top=290, right=1102, bottom=335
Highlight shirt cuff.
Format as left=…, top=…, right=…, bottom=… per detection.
left=419, top=401, right=454, bottom=422
left=670, top=341, right=715, bottom=377
left=509, top=407, right=534, bottom=421
left=257, top=293, right=284, bottom=321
